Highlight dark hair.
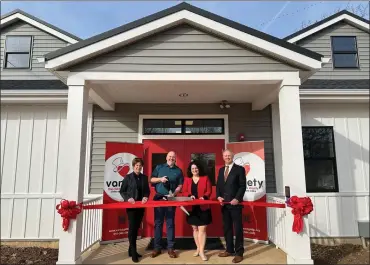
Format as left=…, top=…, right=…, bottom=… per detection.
left=187, top=160, right=206, bottom=178
left=132, top=157, right=144, bottom=167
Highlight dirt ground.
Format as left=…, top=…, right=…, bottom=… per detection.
left=1, top=243, right=369, bottom=264
left=311, top=243, right=369, bottom=264
left=0, top=245, right=58, bottom=265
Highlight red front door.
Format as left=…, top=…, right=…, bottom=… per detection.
left=142, top=139, right=225, bottom=238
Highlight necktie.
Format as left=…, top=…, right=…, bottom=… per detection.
left=224, top=166, right=229, bottom=181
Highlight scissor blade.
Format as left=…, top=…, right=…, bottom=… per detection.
left=180, top=206, right=190, bottom=216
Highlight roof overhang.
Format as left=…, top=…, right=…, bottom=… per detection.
left=44, top=3, right=325, bottom=72
left=1, top=10, right=80, bottom=44
left=286, top=12, right=370, bottom=43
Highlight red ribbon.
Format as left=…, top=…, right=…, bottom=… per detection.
left=56, top=198, right=285, bottom=232
left=56, top=199, right=83, bottom=231
left=82, top=199, right=286, bottom=210
left=287, top=196, right=313, bottom=234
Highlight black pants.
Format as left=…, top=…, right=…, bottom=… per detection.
left=222, top=205, right=244, bottom=256
left=126, top=208, right=145, bottom=254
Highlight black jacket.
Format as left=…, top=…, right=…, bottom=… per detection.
left=119, top=172, right=150, bottom=202
left=216, top=164, right=246, bottom=203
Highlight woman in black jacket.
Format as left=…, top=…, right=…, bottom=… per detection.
left=119, top=157, right=150, bottom=263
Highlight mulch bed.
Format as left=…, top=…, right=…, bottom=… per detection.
left=0, top=245, right=58, bottom=265
left=312, top=243, right=369, bottom=264
left=1, top=243, right=369, bottom=264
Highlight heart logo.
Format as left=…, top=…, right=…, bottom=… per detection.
left=116, top=164, right=130, bottom=178
left=244, top=162, right=251, bottom=176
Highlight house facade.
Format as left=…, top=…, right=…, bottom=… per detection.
left=1, top=3, right=369, bottom=264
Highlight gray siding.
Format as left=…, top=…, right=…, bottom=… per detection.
left=89, top=103, right=276, bottom=194
left=0, top=21, right=69, bottom=80
left=296, top=21, right=369, bottom=79
left=70, top=24, right=297, bottom=73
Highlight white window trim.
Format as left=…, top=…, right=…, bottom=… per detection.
left=138, top=114, right=229, bottom=145
left=46, top=10, right=323, bottom=70
left=287, top=14, right=370, bottom=43
left=1, top=13, right=79, bottom=44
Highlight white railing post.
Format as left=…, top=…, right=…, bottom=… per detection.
left=57, top=81, right=89, bottom=264
left=278, top=82, right=313, bottom=264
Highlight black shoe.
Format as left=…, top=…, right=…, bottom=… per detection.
left=132, top=255, right=139, bottom=263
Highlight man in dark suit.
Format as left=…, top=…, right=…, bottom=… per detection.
left=216, top=149, right=246, bottom=263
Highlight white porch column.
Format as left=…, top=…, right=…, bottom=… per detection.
left=278, top=84, right=313, bottom=264
left=57, top=81, right=89, bottom=264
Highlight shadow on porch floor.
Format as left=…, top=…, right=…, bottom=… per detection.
left=82, top=238, right=286, bottom=264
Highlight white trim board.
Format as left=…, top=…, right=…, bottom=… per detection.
left=2, top=87, right=367, bottom=104
left=138, top=114, right=229, bottom=144
left=67, top=72, right=302, bottom=84
left=299, top=89, right=369, bottom=103
left=287, top=13, right=370, bottom=43
left=1, top=12, right=79, bottom=44
left=1, top=90, right=69, bottom=104
left=46, top=10, right=323, bottom=70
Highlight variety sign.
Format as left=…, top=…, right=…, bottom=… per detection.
left=227, top=141, right=268, bottom=242
left=102, top=142, right=143, bottom=243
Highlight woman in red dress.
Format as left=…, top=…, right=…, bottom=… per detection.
left=182, top=160, right=212, bottom=261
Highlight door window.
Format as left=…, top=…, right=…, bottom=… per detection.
left=150, top=153, right=167, bottom=173
left=191, top=153, right=216, bottom=185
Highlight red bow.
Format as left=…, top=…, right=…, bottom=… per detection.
left=56, top=199, right=83, bottom=231
left=287, top=196, right=313, bottom=234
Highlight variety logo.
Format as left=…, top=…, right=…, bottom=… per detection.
left=104, top=152, right=137, bottom=201
left=233, top=152, right=265, bottom=201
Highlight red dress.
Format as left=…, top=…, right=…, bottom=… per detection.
left=182, top=176, right=213, bottom=226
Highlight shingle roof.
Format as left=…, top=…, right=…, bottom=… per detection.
left=0, top=80, right=68, bottom=90
left=300, top=79, right=370, bottom=90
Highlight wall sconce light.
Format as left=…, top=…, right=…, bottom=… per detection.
left=219, top=100, right=230, bottom=109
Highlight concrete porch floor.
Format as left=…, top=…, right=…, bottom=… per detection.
left=82, top=238, right=286, bottom=264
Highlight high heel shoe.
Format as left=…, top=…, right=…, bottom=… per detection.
left=193, top=249, right=199, bottom=257
left=199, top=253, right=208, bottom=261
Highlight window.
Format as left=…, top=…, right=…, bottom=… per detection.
left=191, top=153, right=216, bottom=185
left=331, top=36, right=359, bottom=68
left=143, top=119, right=224, bottom=135
left=302, top=127, right=339, bottom=193
left=4, top=36, right=32, bottom=69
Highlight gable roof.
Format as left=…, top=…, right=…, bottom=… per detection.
left=44, top=2, right=326, bottom=71
left=285, top=10, right=370, bottom=43
left=1, top=9, right=81, bottom=44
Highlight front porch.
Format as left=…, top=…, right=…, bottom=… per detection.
left=77, top=195, right=289, bottom=264
left=54, top=71, right=313, bottom=264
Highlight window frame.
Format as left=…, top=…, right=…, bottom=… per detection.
left=3, top=35, right=33, bottom=69
left=142, top=118, right=225, bottom=135
left=302, top=126, right=339, bottom=193
left=331, top=36, right=359, bottom=69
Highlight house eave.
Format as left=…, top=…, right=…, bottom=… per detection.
left=1, top=9, right=81, bottom=44
left=44, top=3, right=323, bottom=72
left=285, top=11, right=370, bottom=43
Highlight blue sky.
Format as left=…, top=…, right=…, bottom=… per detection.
left=1, top=1, right=369, bottom=39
